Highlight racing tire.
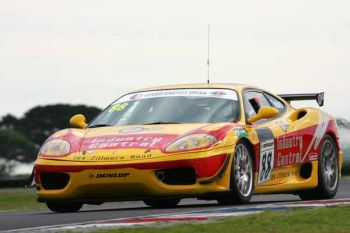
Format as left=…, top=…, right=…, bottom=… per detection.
left=46, top=202, right=83, bottom=213
left=217, top=141, right=254, bottom=205
left=298, top=135, right=339, bottom=200
left=143, top=198, right=180, bottom=208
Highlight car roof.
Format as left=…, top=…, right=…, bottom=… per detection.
left=135, top=83, right=260, bottom=93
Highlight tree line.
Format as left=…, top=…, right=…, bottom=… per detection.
left=0, top=104, right=101, bottom=176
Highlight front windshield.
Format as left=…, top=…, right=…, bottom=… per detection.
left=90, top=89, right=240, bottom=126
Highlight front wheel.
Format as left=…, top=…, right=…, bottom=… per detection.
left=218, top=141, right=254, bottom=205
left=143, top=198, right=180, bottom=208
left=299, top=135, right=339, bottom=200
left=46, top=202, right=83, bottom=213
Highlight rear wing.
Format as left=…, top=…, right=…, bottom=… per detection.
left=278, top=92, right=324, bottom=107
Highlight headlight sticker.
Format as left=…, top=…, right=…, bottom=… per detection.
left=39, top=139, right=71, bottom=156
left=165, top=133, right=217, bottom=152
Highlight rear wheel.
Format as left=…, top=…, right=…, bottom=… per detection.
left=143, top=198, right=180, bottom=208
left=299, top=135, right=339, bottom=200
left=46, top=202, right=83, bottom=213
left=218, top=141, right=254, bottom=205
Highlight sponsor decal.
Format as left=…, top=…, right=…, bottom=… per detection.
left=308, top=152, right=318, bottom=161
left=275, top=119, right=289, bottom=132
left=96, top=173, right=130, bottom=178
left=258, top=139, right=275, bottom=184
left=210, top=91, right=227, bottom=96
left=130, top=152, right=152, bottom=160
left=271, top=168, right=298, bottom=180
left=89, top=155, right=120, bottom=161
left=89, top=172, right=130, bottom=179
left=73, top=155, right=86, bottom=161
left=119, top=127, right=145, bottom=134
left=276, top=135, right=303, bottom=167
left=86, top=135, right=164, bottom=150
left=80, top=151, right=153, bottom=162
left=115, top=89, right=238, bottom=103
left=146, top=126, right=164, bottom=131
left=233, top=126, right=249, bottom=138
left=108, top=102, right=129, bottom=113
left=256, top=128, right=275, bottom=184
left=130, top=93, right=144, bottom=100
left=80, top=133, right=178, bottom=151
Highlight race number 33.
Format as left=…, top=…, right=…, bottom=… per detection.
left=258, top=139, right=275, bottom=184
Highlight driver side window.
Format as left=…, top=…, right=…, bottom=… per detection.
left=264, top=93, right=286, bottom=113
left=244, top=91, right=272, bottom=119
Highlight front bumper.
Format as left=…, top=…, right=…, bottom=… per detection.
left=35, top=153, right=232, bottom=202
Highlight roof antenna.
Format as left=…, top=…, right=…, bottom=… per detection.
left=207, top=24, right=210, bottom=84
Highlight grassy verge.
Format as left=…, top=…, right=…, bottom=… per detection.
left=0, top=188, right=44, bottom=211
left=92, top=206, right=350, bottom=233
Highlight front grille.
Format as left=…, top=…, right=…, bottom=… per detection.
left=155, top=167, right=196, bottom=185
left=40, top=172, right=70, bottom=190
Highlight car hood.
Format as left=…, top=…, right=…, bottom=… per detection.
left=82, top=124, right=207, bottom=150
left=43, top=123, right=241, bottom=162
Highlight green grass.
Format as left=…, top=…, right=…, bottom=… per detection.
left=92, top=206, right=350, bottom=233
left=0, top=188, right=45, bottom=211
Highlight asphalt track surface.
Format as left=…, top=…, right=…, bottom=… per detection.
left=1, top=178, right=350, bottom=232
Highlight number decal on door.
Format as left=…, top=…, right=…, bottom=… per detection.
left=258, top=139, right=275, bottom=184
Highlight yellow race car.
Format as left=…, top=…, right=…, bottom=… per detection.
left=34, top=84, right=343, bottom=212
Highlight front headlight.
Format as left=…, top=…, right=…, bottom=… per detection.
left=39, top=139, right=71, bottom=156
left=165, top=133, right=217, bottom=152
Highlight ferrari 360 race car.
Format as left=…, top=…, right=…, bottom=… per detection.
left=34, top=84, right=343, bottom=212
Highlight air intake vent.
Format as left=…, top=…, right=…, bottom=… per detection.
left=300, top=163, right=312, bottom=179
left=155, top=167, right=196, bottom=185
left=290, top=109, right=308, bottom=121
left=40, top=173, right=70, bottom=190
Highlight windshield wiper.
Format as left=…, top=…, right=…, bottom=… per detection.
left=89, top=124, right=112, bottom=128
left=144, top=121, right=179, bottom=125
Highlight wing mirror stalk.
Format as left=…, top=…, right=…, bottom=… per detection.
left=248, top=106, right=279, bottom=124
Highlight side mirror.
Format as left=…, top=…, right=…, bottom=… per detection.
left=248, top=106, right=279, bottom=124
left=70, top=114, right=88, bottom=129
